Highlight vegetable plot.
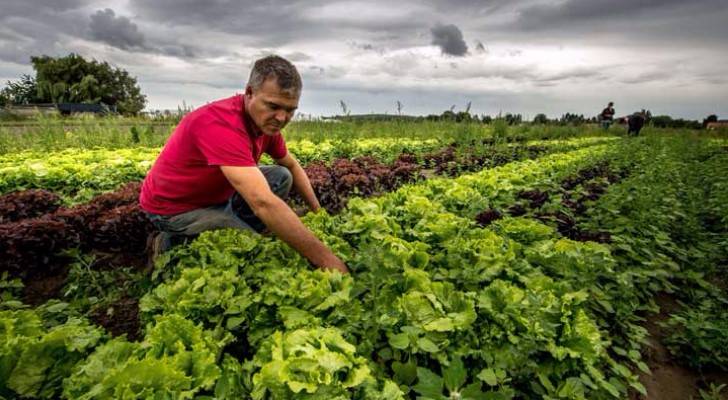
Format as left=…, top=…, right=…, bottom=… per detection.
left=2, top=135, right=726, bottom=399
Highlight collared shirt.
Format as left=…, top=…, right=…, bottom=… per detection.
left=140, top=94, right=287, bottom=215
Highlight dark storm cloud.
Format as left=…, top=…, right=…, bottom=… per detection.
left=3, top=0, right=89, bottom=15
left=88, top=8, right=207, bottom=58
left=431, top=24, right=468, bottom=56
left=128, top=0, right=428, bottom=49
left=514, top=0, right=728, bottom=25
left=89, top=9, right=146, bottom=50
left=512, top=0, right=728, bottom=44
left=0, top=0, right=92, bottom=64
left=128, top=0, right=317, bottom=46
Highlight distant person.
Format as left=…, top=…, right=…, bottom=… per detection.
left=600, top=102, right=615, bottom=130
left=140, top=55, right=348, bottom=274
left=627, top=110, right=647, bottom=136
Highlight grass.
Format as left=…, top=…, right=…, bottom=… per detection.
left=0, top=113, right=620, bottom=155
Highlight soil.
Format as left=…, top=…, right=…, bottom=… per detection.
left=475, top=209, right=503, bottom=226
left=18, top=248, right=147, bottom=342
left=90, top=295, right=142, bottom=341
left=632, top=293, right=728, bottom=400
left=22, top=268, right=70, bottom=306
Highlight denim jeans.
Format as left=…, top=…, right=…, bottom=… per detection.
left=146, top=165, right=293, bottom=251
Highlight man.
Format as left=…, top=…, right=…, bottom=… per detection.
left=600, top=102, right=615, bottom=130
left=140, top=55, right=348, bottom=274
left=627, top=110, right=646, bottom=136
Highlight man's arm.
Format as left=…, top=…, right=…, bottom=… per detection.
left=221, top=165, right=347, bottom=274
left=275, top=153, right=321, bottom=212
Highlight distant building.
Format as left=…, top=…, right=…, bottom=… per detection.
left=3, top=103, right=111, bottom=116
left=706, top=120, right=728, bottom=130
left=56, top=103, right=110, bottom=115
left=3, top=104, right=58, bottom=117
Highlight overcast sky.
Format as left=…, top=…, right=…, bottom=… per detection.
left=1, top=0, right=726, bottom=119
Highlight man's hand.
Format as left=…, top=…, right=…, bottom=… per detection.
left=221, top=165, right=347, bottom=273
left=320, top=254, right=349, bottom=274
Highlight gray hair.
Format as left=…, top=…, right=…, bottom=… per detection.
left=247, top=55, right=302, bottom=94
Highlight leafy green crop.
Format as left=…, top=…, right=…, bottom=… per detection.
left=1, top=309, right=104, bottom=399
left=62, top=314, right=231, bottom=399
left=250, top=327, right=372, bottom=399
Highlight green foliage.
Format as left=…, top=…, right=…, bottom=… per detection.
left=251, top=327, right=371, bottom=399
left=0, top=309, right=104, bottom=399
left=61, top=255, right=152, bottom=316
left=412, top=357, right=516, bottom=400
left=62, top=314, right=231, bottom=399
left=0, top=74, right=39, bottom=106
left=533, top=113, right=550, bottom=124
left=4, top=133, right=727, bottom=399
left=661, top=298, right=728, bottom=371
left=492, top=118, right=508, bottom=140
left=31, top=53, right=146, bottom=114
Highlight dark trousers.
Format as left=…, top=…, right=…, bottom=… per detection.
left=628, top=117, right=645, bottom=136
left=146, top=165, right=293, bottom=250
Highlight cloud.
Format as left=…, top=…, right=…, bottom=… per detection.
left=3, top=0, right=90, bottom=15
left=619, top=70, right=672, bottom=84
left=431, top=24, right=468, bottom=56
left=89, top=9, right=146, bottom=50
left=535, top=68, right=603, bottom=83
left=511, top=0, right=728, bottom=44
left=0, top=0, right=726, bottom=119
left=0, top=1, right=90, bottom=64
left=516, top=0, right=728, bottom=25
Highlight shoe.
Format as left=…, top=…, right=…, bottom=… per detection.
left=145, top=232, right=170, bottom=273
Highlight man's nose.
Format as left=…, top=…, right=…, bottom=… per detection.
left=275, top=110, right=289, bottom=122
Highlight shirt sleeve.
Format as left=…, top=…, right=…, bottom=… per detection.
left=266, top=133, right=288, bottom=160
left=192, top=115, right=256, bottom=167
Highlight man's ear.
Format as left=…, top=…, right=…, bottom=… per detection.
left=244, top=85, right=253, bottom=97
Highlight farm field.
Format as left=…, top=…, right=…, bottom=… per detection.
left=1, top=121, right=727, bottom=399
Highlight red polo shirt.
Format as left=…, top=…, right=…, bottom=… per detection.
left=140, top=94, right=288, bottom=215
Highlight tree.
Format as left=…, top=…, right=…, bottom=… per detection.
left=703, top=114, right=718, bottom=128
left=651, top=115, right=701, bottom=129
left=0, top=74, right=39, bottom=106
left=504, top=113, right=522, bottom=125
left=559, top=112, right=586, bottom=125
left=441, top=110, right=456, bottom=120
left=454, top=111, right=472, bottom=122
left=533, top=113, right=549, bottom=124
left=30, top=53, right=146, bottom=114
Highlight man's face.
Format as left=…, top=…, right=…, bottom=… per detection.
left=244, top=77, right=299, bottom=136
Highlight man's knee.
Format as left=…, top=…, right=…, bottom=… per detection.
left=268, top=166, right=293, bottom=197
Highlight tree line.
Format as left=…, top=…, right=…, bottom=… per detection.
left=0, top=54, right=146, bottom=115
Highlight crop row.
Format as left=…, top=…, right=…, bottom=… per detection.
left=0, top=138, right=438, bottom=203
left=0, top=137, right=607, bottom=284
left=0, top=137, right=613, bottom=203
left=576, top=137, right=728, bottom=374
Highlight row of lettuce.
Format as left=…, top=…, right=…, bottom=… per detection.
left=0, top=137, right=613, bottom=204
left=3, top=136, right=726, bottom=399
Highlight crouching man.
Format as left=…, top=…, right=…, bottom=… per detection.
left=140, top=55, right=348, bottom=274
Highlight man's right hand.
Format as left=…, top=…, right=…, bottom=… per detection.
left=221, top=165, right=349, bottom=274
left=320, top=254, right=349, bottom=274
